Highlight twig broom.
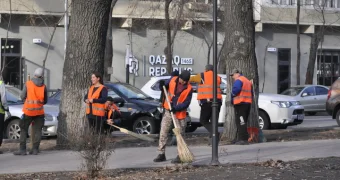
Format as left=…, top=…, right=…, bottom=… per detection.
left=163, top=86, right=194, bottom=163
left=108, top=124, right=156, bottom=142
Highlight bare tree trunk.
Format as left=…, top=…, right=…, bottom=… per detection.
left=296, top=0, right=301, bottom=85
left=305, top=31, right=321, bottom=84
left=57, top=0, right=112, bottom=146
left=221, top=0, right=259, bottom=141
left=206, top=42, right=213, bottom=65
left=103, top=0, right=118, bottom=81
left=165, top=0, right=173, bottom=73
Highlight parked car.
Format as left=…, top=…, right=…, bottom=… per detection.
left=141, top=75, right=305, bottom=130
left=280, top=85, right=329, bottom=115
left=326, top=78, right=340, bottom=127
left=5, top=85, right=58, bottom=139
left=48, top=82, right=192, bottom=134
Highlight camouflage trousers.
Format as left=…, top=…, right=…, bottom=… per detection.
left=158, top=110, right=186, bottom=154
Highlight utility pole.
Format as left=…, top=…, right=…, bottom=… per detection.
left=210, top=0, right=220, bottom=166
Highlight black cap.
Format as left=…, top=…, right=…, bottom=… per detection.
left=179, top=70, right=191, bottom=82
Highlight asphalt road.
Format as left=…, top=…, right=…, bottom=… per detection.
left=192, top=114, right=338, bottom=134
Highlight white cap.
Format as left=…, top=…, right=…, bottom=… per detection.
left=34, top=68, right=44, bottom=77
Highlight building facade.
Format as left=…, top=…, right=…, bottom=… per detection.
left=0, top=0, right=339, bottom=93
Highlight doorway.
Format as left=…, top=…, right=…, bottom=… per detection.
left=277, top=49, right=291, bottom=93
left=1, top=38, right=22, bottom=89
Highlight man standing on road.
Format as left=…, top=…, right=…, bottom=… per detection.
left=154, top=70, right=193, bottom=164
left=189, top=64, right=222, bottom=145
left=0, top=79, right=10, bottom=154
left=230, top=69, right=252, bottom=145
left=14, top=68, right=48, bottom=155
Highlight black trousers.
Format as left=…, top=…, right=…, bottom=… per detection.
left=19, top=115, right=45, bottom=150
left=200, top=102, right=222, bottom=135
left=234, top=103, right=251, bottom=141
left=88, top=116, right=106, bottom=134
left=0, top=113, right=4, bottom=146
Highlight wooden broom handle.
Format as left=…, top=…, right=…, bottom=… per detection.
left=162, top=86, right=178, bottom=129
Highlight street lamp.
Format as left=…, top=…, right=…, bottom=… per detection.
left=210, top=0, right=220, bottom=166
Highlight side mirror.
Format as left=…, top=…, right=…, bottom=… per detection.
left=112, top=97, right=125, bottom=107
left=301, top=93, right=308, bottom=97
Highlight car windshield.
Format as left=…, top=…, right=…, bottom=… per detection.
left=115, top=83, right=150, bottom=100
left=281, top=87, right=304, bottom=96
left=6, top=86, right=23, bottom=104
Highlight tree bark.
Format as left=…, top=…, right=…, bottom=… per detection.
left=57, top=0, right=112, bottom=146
left=296, top=0, right=301, bottom=85
left=165, top=0, right=173, bottom=73
left=221, top=0, right=259, bottom=141
left=103, top=0, right=118, bottom=82
left=305, top=31, right=321, bottom=84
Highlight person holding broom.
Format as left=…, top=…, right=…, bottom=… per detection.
left=104, top=96, right=122, bottom=132
left=230, top=69, right=253, bottom=145
left=153, top=70, right=193, bottom=164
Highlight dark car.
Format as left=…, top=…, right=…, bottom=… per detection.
left=48, top=82, right=163, bottom=134
left=48, top=82, right=192, bottom=134
left=326, top=78, right=340, bottom=127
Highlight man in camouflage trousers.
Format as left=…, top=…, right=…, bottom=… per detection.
left=154, top=70, right=193, bottom=164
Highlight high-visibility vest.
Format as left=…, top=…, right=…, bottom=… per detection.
left=233, top=76, right=253, bottom=104
left=22, top=81, right=45, bottom=116
left=163, top=77, right=192, bottom=120
left=107, top=103, right=121, bottom=119
left=197, top=71, right=222, bottom=100
left=86, top=85, right=106, bottom=117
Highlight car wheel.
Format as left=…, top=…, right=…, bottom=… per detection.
left=336, top=109, right=340, bottom=127
left=6, top=119, right=21, bottom=140
left=258, top=111, right=270, bottom=130
left=185, top=125, right=198, bottom=133
left=306, top=112, right=317, bottom=116
left=133, top=116, right=156, bottom=134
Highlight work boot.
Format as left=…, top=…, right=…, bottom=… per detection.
left=234, top=140, right=249, bottom=145
left=29, top=149, right=39, bottom=155
left=153, top=154, right=166, bottom=162
left=13, top=149, right=27, bottom=156
left=171, top=155, right=181, bottom=164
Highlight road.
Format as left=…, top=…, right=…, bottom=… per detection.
left=192, top=114, right=338, bottom=134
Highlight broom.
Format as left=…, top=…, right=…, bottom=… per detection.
left=108, top=124, right=156, bottom=142
left=162, top=86, right=194, bottom=163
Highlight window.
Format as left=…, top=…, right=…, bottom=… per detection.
left=317, top=50, right=340, bottom=86
left=302, top=87, right=316, bottom=96
left=271, top=0, right=295, bottom=5
left=108, top=89, right=120, bottom=99
left=315, top=86, right=329, bottom=95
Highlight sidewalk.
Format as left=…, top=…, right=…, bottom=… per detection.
left=0, top=139, right=340, bottom=174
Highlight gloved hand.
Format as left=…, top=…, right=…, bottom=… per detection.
left=170, top=106, right=177, bottom=113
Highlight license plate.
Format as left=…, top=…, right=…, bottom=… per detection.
left=297, top=114, right=304, bottom=120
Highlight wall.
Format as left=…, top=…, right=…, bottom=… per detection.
left=0, top=16, right=65, bottom=89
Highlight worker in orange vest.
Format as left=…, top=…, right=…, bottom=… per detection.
left=14, top=68, right=48, bottom=155
left=154, top=70, right=193, bottom=164
left=84, top=72, right=108, bottom=134
left=230, top=69, right=253, bottom=145
left=104, top=97, right=121, bottom=131
left=189, top=64, right=222, bottom=145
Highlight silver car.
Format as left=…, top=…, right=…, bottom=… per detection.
left=4, top=85, right=58, bottom=139
left=281, top=85, right=329, bottom=116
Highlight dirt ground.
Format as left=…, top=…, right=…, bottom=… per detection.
left=0, top=157, right=339, bottom=180
left=1, top=127, right=339, bottom=152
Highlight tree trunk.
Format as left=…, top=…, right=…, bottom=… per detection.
left=221, top=0, right=259, bottom=141
left=165, top=0, right=172, bottom=73
left=103, top=0, right=118, bottom=82
left=57, top=0, right=112, bottom=147
left=296, top=0, right=301, bottom=85
left=305, top=31, right=321, bottom=84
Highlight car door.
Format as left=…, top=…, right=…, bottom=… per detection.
left=315, top=86, right=329, bottom=111
left=299, top=86, right=317, bottom=111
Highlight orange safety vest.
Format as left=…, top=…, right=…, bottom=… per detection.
left=22, top=81, right=45, bottom=116
left=197, top=71, right=222, bottom=100
left=233, top=76, right=253, bottom=104
left=107, top=103, right=121, bottom=119
left=163, top=77, right=192, bottom=120
left=86, top=85, right=106, bottom=117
